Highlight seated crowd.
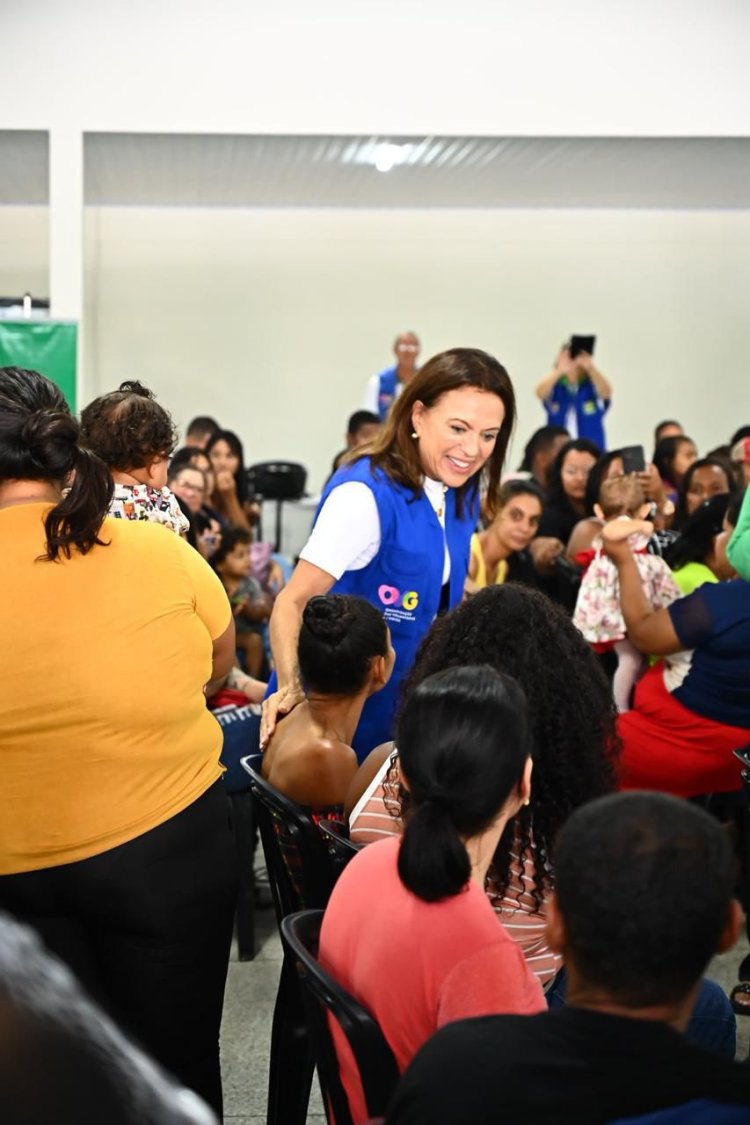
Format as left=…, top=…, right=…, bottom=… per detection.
left=2, top=351, right=750, bottom=1125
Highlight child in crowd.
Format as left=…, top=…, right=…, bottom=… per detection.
left=247, top=538, right=286, bottom=600
left=573, top=474, right=680, bottom=711
left=80, top=381, right=188, bottom=536
left=211, top=528, right=272, bottom=676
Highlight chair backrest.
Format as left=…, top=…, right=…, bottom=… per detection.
left=317, top=818, right=362, bottom=882
left=733, top=744, right=750, bottom=803
left=241, top=754, right=337, bottom=922
left=246, top=461, right=307, bottom=501
left=280, top=910, right=399, bottom=1125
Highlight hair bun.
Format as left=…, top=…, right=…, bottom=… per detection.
left=302, top=595, right=351, bottom=643
left=21, top=410, right=77, bottom=453
left=117, top=380, right=154, bottom=399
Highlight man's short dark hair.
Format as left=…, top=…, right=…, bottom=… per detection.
left=555, top=792, right=735, bottom=1007
left=170, top=445, right=206, bottom=471
left=654, top=419, right=683, bottom=444
left=347, top=410, right=380, bottom=439
left=167, top=460, right=205, bottom=488
left=186, top=416, right=220, bottom=441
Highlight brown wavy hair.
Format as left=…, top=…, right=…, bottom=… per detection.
left=354, top=347, right=515, bottom=519
left=80, top=380, right=177, bottom=472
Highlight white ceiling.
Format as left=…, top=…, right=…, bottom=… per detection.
left=3, top=131, right=750, bottom=209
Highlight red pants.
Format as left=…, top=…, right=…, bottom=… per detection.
left=617, top=664, right=750, bottom=798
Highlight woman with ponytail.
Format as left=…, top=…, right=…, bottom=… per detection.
left=319, top=666, right=544, bottom=1124
left=0, top=368, right=237, bottom=1116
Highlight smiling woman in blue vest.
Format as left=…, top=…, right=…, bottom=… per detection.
left=261, top=348, right=516, bottom=761
left=535, top=342, right=612, bottom=450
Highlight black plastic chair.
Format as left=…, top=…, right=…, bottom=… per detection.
left=240, top=754, right=341, bottom=1125
left=246, top=461, right=307, bottom=552
left=240, top=754, right=338, bottom=920
left=734, top=744, right=750, bottom=801
left=317, top=817, right=362, bottom=882
left=281, top=910, right=399, bottom=1125
left=731, top=745, right=750, bottom=924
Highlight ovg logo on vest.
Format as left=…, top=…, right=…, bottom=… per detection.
left=378, top=584, right=419, bottom=625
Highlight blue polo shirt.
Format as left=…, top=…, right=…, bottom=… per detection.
left=543, top=376, right=609, bottom=449
left=374, top=366, right=400, bottom=421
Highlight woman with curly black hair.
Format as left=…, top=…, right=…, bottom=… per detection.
left=347, top=582, right=618, bottom=989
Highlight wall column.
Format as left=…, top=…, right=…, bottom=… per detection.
left=49, top=126, right=84, bottom=405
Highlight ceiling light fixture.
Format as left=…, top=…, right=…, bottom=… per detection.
left=372, top=142, right=412, bottom=173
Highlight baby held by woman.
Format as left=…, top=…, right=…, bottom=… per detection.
left=573, top=473, right=680, bottom=711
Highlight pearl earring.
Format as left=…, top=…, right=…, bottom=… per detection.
left=411, top=431, right=418, bottom=439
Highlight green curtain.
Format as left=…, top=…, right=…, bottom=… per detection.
left=0, top=321, right=78, bottom=411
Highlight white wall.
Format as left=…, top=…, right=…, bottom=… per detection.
left=77, top=205, right=750, bottom=489
left=3, top=202, right=748, bottom=487
left=2, top=0, right=749, bottom=135
left=3, top=0, right=749, bottom=487
left=0, top=208, right=48, bottom=298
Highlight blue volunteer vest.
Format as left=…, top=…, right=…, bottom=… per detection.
left=544, top=377, right=609, bottom=450
left=376, top=366, right=399, bottom=421
left=310, top=458, right=477, bottom=760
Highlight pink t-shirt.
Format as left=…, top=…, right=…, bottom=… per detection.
left=319, top=835, right=546, bottom=1124
left=349, top=755, right=563, bottom=987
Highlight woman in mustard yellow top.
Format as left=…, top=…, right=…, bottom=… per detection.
left=0, top=367, right=236, bottom=1116
left=466, top=479, right=545, bottom=594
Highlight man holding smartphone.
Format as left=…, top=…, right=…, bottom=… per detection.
left=535, top=337, right=613, bottom=450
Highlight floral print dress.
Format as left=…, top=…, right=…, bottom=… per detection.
left=573, top=531, right=681, bottom=645
left=109, top=483, right=190, bottom=537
